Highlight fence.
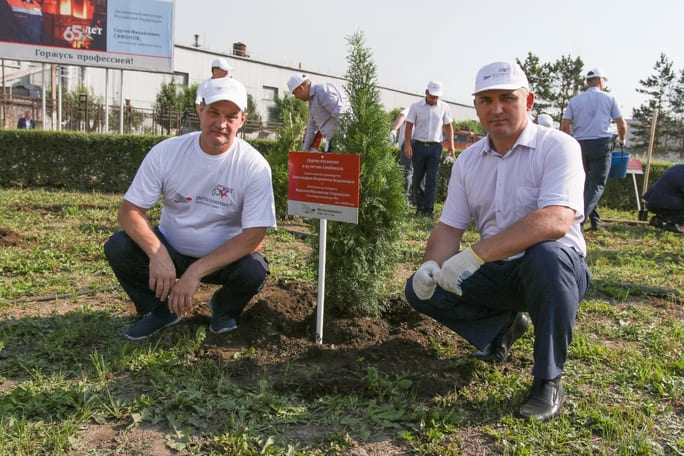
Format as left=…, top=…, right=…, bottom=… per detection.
left=2, top=95, right=280, bottom=138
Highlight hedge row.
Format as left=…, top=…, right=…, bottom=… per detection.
left=0, top=130, right=671, bottom=211
left=0, top=130, right=280, bottom=193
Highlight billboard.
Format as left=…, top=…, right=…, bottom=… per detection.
left=0, top=0, right=174, bottom=73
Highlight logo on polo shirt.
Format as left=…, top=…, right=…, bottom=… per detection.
left=211, top=185, right=232, bottom=198
left=172, top=193, right=192, bottom=203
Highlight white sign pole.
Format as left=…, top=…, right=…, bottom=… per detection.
left=316, top=218, right=327, bottom=344
left=104, top=69, right=109, bottom=133
left=118, top=70, right=124, bottom=134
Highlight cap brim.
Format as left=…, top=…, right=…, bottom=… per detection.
left=473, top=84, right=528, bottom=95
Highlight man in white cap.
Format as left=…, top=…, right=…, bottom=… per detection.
left=405, top=61, right=590, bottom=422
left=195, top=57, right=233, bottom=116
left=535, top=113, right=554, bottom=128
left=561, top=68, right=628, bottom=231
left=287, top=73, right=351, bottom=152
left=404, top=80, right=455, bottom=218
left=105, top=77, right=276, bottom=340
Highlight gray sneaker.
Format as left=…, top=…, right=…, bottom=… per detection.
left=124, top=311, right=181, bottom=340
left=209, top=296, right=237, bottom=334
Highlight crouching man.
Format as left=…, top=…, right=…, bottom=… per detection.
left=405, top=61, right=590, bottom=421
left=104, top=77, right=276, bottom=340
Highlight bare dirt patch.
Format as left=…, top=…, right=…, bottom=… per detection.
left=0, top=227, right=24, bottom=247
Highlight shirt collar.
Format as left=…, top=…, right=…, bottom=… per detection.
left=481, top=121, right=538, bottom=156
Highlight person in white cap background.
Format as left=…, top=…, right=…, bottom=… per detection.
left=404, top=80, right=455, bottom=218
left=535, top=113, right=554, bottom=128
left=561, top=68, right=628, bottom=231
left=195, top=57, right=233, bottom=117
left=105, top=77, right=276, bottom=340
left=287, top=73, right=351, bottom=152
left=405, top=61, right=589, bottom=422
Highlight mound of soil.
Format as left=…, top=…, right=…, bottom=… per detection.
left=0, top=228, right=23, bottom=247
left=187, top=278, right=503, bottom=399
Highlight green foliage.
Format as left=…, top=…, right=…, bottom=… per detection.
left=243, top=94, right=262, bottom=134
left=518, top=53, right=585, bottom=121
left=0, top=130, right=166, bottom=192
left=0, top=130, right=278, bottom=193
left=307, top=31, right=406, bottom=317
left=453, top=119, right=485, bottom=136
left=266, top=91, right=308, bottom=126
left=631, top=53, right=683, bottom=158
left=264, top=94, right=308, bottom=218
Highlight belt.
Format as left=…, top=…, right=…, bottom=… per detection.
left=412, top=140, right=440, bottom=146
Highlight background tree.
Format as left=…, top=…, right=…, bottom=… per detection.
left=518, top=52, right=552, bottom=115
left=267, top=91, right=308, bottom=126
left=630, top=53, right=680, bottom=158
left=517, top=53, right=584, bottom=123
left=264, top=93, right=308, bottom=219
left=153, top=80, right=200, bottom=134
left=453, top=119, right=485, bottom=136
left=308, top=31, right=405, bottom=317
left=671, top=68, right=684, bottom=156
left=243, top=94, right=262, bottom=134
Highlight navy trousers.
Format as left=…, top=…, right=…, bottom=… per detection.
left=411, top=141, right=442, bottom=214
left=405, top=241, right=590, bottom=380
left=104, top=228, right=269, bottom=318
left=580, top=137, right=612, bottom=227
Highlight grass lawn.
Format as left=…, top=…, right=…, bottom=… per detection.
left=0, top=188, right=682, bottom=455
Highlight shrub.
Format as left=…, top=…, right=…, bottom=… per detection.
left=307, top=32, right=405, bottom=317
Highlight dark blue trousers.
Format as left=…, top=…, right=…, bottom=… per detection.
left=411, top=141, right=442, bottom=214
left=580, top=137, right=612, bottom=227
left=405, top=241, right=590, bottom=379
left=104, top=228, right=269, bottom=318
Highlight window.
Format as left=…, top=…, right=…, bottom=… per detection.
left=173, top=72, right=189, bottom=87
left=262, top=86, right=278, bottom=101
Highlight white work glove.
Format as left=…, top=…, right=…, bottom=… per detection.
left=412, top=260, right=442, bottom=300
left=389, top=130, right=398, bottom=144
left=438, top=247, right=484, bottom=296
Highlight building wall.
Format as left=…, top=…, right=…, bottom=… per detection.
left=14, top=44, right=477, bottom=124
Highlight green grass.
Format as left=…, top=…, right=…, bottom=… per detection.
left=1, top=188, right=683, bottom=455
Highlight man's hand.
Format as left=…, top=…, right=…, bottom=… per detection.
left=412, top=260, right=442, bottom=300
left=404, top=142, right=413, bottom=159
left=148, top=251, right=177, bottom=302
left=167, top=271, right=201, bottom=317
left=438, top=247, right=484, bottom=296
left=389, top=130, right=398, bottom=144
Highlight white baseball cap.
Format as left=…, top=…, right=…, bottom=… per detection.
left=586, top=67, right=607, bottom=80
left=427, top=80, right=443, bottom=96
left=473, top=61, right=530, bottom=95
left=536, top=113, right=554, bottom=128
left=212, top=57, right=232, bottom=72
left=202, top=77, right=247, bottom=110
left=287, top=73, right=309, bottom=93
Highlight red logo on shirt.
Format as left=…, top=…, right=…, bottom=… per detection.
left=172, top=193, right=192, bottom=203
left=211, top=185, right=232, bottom=198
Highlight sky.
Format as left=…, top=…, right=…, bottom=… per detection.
left=174, top=0, right=683, bottom=118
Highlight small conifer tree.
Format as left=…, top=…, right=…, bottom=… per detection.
left=309, top=31, right=405, bottom=316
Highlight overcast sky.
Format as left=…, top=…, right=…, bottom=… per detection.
left=174, top=0, right=683, bottom=118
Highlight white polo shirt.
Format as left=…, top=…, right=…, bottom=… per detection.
left=125, top=132, right=276, bottom=258
left=563, top=87, right=623, bottom=140
left=406, top=99, right=453, bottom=143
left=441, top=122, right=586, bottom=258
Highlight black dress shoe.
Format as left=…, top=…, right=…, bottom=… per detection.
left=519, top=376, right=565, bottom=421
left=473, top=312, right=531, bottom=362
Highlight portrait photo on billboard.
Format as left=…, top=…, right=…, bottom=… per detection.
left=0, top=0, right=173, bottom=72
left=1, top=0, right=107, bottom=50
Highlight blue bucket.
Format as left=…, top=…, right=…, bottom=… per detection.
left=608, top=151, right=630, bottom=179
